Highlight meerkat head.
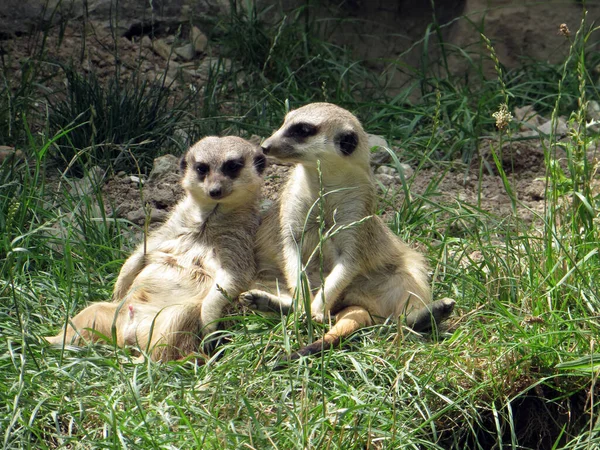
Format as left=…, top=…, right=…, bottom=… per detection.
left=261, top=103, right=370, bottom=172
left=180, top=136, right=266, bottom=207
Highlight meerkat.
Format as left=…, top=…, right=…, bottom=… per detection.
left=240, top=102, right=455, bottom=361
left=46, top=136, right=267, bottom=361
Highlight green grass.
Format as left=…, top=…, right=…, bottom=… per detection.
left=1, top=2, right=600, bottom=449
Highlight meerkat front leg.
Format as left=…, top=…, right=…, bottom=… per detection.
left=113, top=250, right=146, bottom=300
left=281, top=230, right=309, bottom=298
left=311, top=259, right=358, bottom=322
left=310, top=227, right=361, bottom=322
left=200, top=269, right=236, bottom=335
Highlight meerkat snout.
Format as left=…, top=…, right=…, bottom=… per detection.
left=261, top=103, right=370, bottom=169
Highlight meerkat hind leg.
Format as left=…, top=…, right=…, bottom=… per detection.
left=405, top=298, right=456, bottom=332
left=275, top=305, right=372, bottom=369
left=239, top=290, right=293, bottom=315
left=45, top=302, right=122, bottom=346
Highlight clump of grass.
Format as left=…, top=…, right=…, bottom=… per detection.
left=47, top=65, right=197, bottom=174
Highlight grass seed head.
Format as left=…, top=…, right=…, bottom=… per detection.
left=492, top=103, right=512, bottom=131
left=559, top=23, right=571, bottom=38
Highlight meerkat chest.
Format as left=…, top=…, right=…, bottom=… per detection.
left=151, top=232, right=220, bottom=275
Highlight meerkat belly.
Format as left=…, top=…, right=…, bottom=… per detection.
left=129, top=240, right=216, bottom=306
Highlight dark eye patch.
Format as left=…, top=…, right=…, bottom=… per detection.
left=284, top=122, right=318, bottom=140
left=196, top=163, right=210, bottom=180
left=179, top=156, right=188, bottom=173
left=335, top=131, right=358, bottom=156
left=221, top=157, right=245, bottom=178
left=253, top=153, right=266, bottom=174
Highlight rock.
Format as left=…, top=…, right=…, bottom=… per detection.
left=149, top=154, right=180, bottom=181
left=193, top=57, right=233, bottom=80
left=367, top=134, right=390, bottom=151
left=586, top=100, right=600, bottom=121
left=174, top=43, right=195, bottom=61
left=397, top=163, right=414, bottom=179
left=140, top=35, right=152, bottom=49
left=370, top=148, right=392, bottom=167
left=368, top=134, right=392, bottom=166
left=376, top=163, right=414, bottom=182
left=152, top=38, right=174, bottom=61
left=167, top=61, right=186, bottom=82
left=537, top=117, right=568, bottom=137
left=0, top=146, right=24, bottom=163
left=129, top=175, right=144, bottom=185
left=155, top=72, right=177, bottom=88
left=376, top=166, right=395, bottom=175
left=374, top=173, right=397, bottom=188
left=69, top=166, right=105, bottom=196
left=173, top=129, right=191, bottom=147
left=514, top=105, right=543, bottom=131
left=191, top=26, right=208, bottom=53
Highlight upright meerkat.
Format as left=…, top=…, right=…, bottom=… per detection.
left=46, top=136, right=266, bottom=361
left=240, top=103, right=454, bottom=361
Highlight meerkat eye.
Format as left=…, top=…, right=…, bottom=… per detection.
left=285, top=122, right=318, bottom=140
left=196, top=163, right=210, bottom=179
left=221, top=157, right=245, bottom=178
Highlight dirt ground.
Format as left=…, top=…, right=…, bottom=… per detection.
left=94, top=138, right=557, bottom=234
left=2, top=23, right=592, bottom=230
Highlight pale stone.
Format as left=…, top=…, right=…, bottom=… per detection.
left=537, top=117, right=568, bottom=137
left=69, top=166, right=105, bottom=196
left=374, top=173, right=396, bottom=188
left=193, top=57, right=232, bottom=80
left=129, top=175, right=144, bottom=185
left=397, top=163, right=414, bottom=179
left=586, top=100, right=600, bottom=121
left=368, top=134, right=393, bottom=166
left=174, top=43, right=195, bottom=61
left=376, top=165, right=395, bottom=175
left=191, top=26, right=208, bottom=53
left=514, top=104, right=543, bottom=131
left=149, top=154, right=180, bottom=181
left=140, top=35, right=152, bottom=49
left=152, top=38, right=173, bottom=61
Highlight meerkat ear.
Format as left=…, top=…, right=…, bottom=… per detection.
left=253, top=152, right=267, bottom=175
left=335, top=131, right=358, bottom=156
left=179, top=155, right=188, bottom=173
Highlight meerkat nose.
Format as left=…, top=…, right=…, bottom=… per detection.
left=209, top=187, right=223, bottom=199
left=261, top=144, right=271, bottom=155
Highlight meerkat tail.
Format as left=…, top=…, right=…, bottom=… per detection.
left=275, top=306, right=372, bottom=368
left=275, top=299, right=456, bottom=368
left=405, top=297, right=456, bottom=332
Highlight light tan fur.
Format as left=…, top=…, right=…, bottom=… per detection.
left=240, top=103, right=454, bottom=359
left=46, top=136, right=266, bottom=361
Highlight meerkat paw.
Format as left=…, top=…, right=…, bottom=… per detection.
left=310, top=294, right=327, bottom=323
left=311, top=311, right=325, bottom=323
left=239, top=290, right=292, bottom=314
left=239, top=290, right=273, bottom=310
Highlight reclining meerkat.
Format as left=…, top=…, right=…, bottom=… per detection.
left=240, top=102, right=455, bottom=361
left=46, top=136, right=267, bottom=361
